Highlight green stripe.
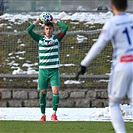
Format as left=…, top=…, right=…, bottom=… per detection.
left=39, top=42, right=59, bottom=47
left=39, top=48, right=58, bottom=53
left=40, top=55, right=58, bottom=60
left=38, top=35, right=61, bottom=68
left=40, top=61, right=59, bottom=66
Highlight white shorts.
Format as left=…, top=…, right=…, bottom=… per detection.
left=108, top=62, right=133, bottom=101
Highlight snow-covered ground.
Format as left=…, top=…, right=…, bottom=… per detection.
left=0, top=104, right=133, bottom=121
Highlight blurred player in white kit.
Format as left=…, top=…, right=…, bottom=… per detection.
left=76, top=0, right=133, bottom=132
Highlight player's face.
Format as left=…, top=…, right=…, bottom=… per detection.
left=44, top=26, right=54, bottom=38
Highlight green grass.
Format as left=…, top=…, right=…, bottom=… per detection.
left=0, top=121, right=133, bottom=133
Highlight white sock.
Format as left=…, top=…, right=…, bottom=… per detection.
left=53, top=111, right=56, bottom=115
left=109, top=101, right=126, bottom=133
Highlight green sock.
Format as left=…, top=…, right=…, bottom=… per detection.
left=52, top=94, right=59, bottom=111
left=39, top=92, right=47, bottom=115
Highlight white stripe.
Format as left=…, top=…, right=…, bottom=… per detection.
left=39, top=40, right=44, bottom=44
left=40, top=58, right=59, bottom=63
left=39, top=45, right=59, bottom=50
left=39, top=64, right=60, bottom=69
left=39, top=52, right=58, bottom=56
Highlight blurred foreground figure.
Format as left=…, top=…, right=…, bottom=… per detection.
left=76, top=0, right=133, bottom=132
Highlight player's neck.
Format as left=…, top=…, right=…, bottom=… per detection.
left=113, top=10, right=125, bottom=16
left=111, top=4, right=126, bottom=16
left=45, top=35, right=52, bottom=39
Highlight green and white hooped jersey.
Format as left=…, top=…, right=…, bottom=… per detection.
left=39, top=35, right=60, bottom=69
left=26, top=21, right=68, bottom=69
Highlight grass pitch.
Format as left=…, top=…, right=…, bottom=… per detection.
left=0, top=121, right=133, bottom=133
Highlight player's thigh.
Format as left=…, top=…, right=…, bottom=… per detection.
left=108, top=69, right=130, bottom=100
left=38, top=69, right=48, bottom=90
left=49, top=68, right=60, bottom=87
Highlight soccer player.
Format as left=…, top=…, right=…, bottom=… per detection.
left=76, top=0, right=133, bottom=132
left=26, top=15, right=68, bottom=122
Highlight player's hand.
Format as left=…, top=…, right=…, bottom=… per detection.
left=52, top=18, right=57, bottom=24
left=75, top=65, right=86, bottom=80
left=33, top=16, right=41, bottom=25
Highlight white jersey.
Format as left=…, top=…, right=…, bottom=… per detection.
left=81, top=12, right=133, bottom=100
left=81, top=12, right=133, bottom=67
left=80, top=12, right=133, bottom=133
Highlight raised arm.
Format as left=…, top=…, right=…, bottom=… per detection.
left=26, top=17, right=42, bottom=43
left=52, top=18, right=68, bottom=41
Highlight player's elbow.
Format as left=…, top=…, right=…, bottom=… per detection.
left=62, top=25, right=68, bottom=35
left=64, top=25, right=68, bottom=33
left=26, top=28, right=29, bottom=33
left=65, top=25, right=68, bottom=30
left=94, top=39, right=107, bottom=53
left=26, top=28, right=31, bottom=34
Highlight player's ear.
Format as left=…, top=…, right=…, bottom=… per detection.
left=110, top=4, right=115, bottom=15
left=51, top=25, right=54, bottom=31
left=43, top=26, right=46, bottom=32
left=110, top=4, right=113, bottom=12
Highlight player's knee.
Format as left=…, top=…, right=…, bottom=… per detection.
left=130, top=98, right=133, bottom=102
left=109, top=95, right=122, bottom=102
left=40, top=90, right=47, bottom=94
left=109, top=99, right=121, bottom=108
left=52, top=89, right=59, bottom=94
left=52, top=86, right=59, bottom=94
